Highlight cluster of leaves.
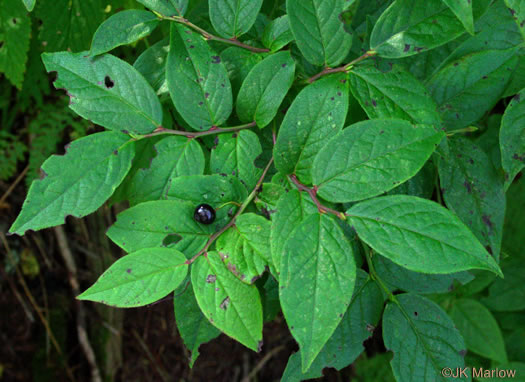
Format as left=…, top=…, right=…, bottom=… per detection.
left=8, top=0, right=525, bottom=380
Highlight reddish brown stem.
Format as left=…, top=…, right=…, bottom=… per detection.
left=159, top=14, right=269, bottom=53
left=289, top=175, right=347, bottom=220
left=307, top=50, right=377, bottom=83
left=141, top=121, right=256, bottom=139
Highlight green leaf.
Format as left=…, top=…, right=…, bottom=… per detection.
left=192, top=252, right=263, bottom=351
left=286, top=0, right=353, bottom=67
left=442, top=0, right=474, bottom=35
left=166, top=24, right=233, bottom=131
left=77, top=248, right=187, bottom=307
left=173, top=281, right=220, bottom=367
left=42, top=52, right=163, bottom=135
left=216, top=213, right=271, bottom=283
left=370, top=0, right=465, bottom=58
left=262, top=15, right=294, bottom=52
left=134, top=38, right=169, bottom=94
left=449, top=298, right=508, bottom=364
left=106, top=200, right=215, bottom=256
left=221, top=46, right=262, bottom=95
left=209, top=0, right=263, bottom=39
left=10, top=132, right=134, bottom=235
left=282, top=270, right=384, bottom=381
left=166, top=174, right=247, bottom=207
left=120, top=136, right=205, bottom=206
left=38, top=0, right=103, bottom=52
left=274, top=74, right=349, bottom=184
left=373, top=255, right=474, bottom=294
left=0, top=0, right=31, bottom=89
left=482, top=256, right=525, bottom=312
left=435, top=1, right=523, bottom=72
left=90, top=10, right=159, bottom=56
left=210, top=130, right=263, bottom=191
left=383, top=294, right=467, bottom=382
left=254, top=182, right=285, bottom=214
left=347, top=195, right=503, bottom=276
left=22, top=0, right=36, bottom=11
left=438, top=137, right=506, bottom=260
left=270, top=190, right=318, bottom=276
left=280, top=213, right=356, bottom=372
left=349, top=64, right=441, bottom=125
left=386, top=162, right=436, bottom=199
left=427, top=48, right=518, bottom=130
left=500, top=89, right=525, bottom=189
left=505, top=0, right=525, bottom=41
left=236, top=51, right=295, bottom=128
left=312, top=119, right=444, bottom=203
left=136, top=0, right=188, bottom=16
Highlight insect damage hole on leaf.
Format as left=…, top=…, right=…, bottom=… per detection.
left=104, top=75, right=114, bottom=88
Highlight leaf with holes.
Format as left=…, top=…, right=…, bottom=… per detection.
left=209, top=0, right=263, bottom=39
left=383, top=293, right=467, bottom=382
left=90, top=10, right=160, bottom=56
left=500, top=89, right=525, bottom=189
left=78, top=248, right=188, bottom=307
left=312, top=119, right=444, bottom=203
left=210, top=130, right=263, bottom=191
left=347, top=195, right=503, bottom=276
left=106, top=200, right=215, bottom=256
left=166, top=24, right=233, bottom=131
left=287, top=0, right=353, bottom=66
left=42, top=52, right=163, bottom=135
left=192, top=252, right=263, bottom=351
left=280, top=213, right=356, bottom=372
left=236, top=51, right=295, bottom=128
left=216, top=213, right=272, bottom=283
left=274, top=73, right=349, bottom=184
left=10, top=132, right=134, bottom=235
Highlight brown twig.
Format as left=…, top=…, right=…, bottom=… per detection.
left=140, top=121, right=257, bottom=139
left=132, top=329, right=170, bottom=382
left=54, top=226, right=102, bottom=382
left=241, top=345, right=286, bottom=382
left=307, top=50, right=377, bottom=83
left=0, top=165, right=29, bottom=206
left=289, top=174, right=347, bottom=220
left=156, top=13, right=269, bottom=53
left=186, top=157, right=274, bottom=265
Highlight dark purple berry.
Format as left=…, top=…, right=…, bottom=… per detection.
left=194, top=204, right=216, bottom=224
